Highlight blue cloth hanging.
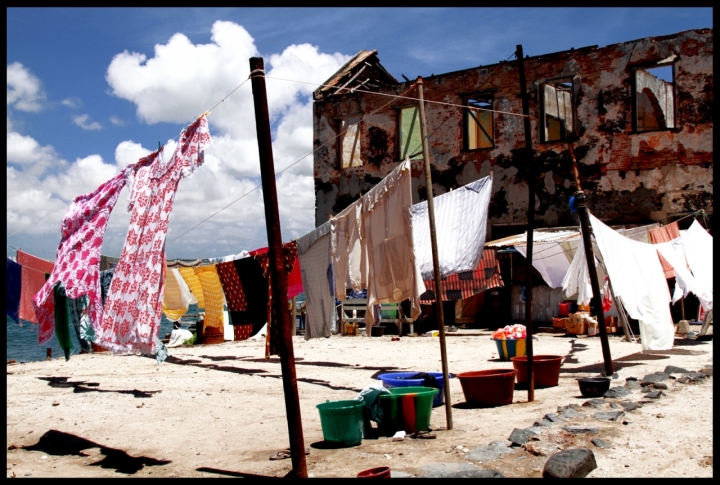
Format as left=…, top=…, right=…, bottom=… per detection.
left=6, top=257, right=22, bottom=324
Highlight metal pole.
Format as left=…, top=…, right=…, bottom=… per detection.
left=574, top=192, right=614, bottom=376
left=249, top=57, right=307, bottom=478
left=567, top=143, right=614, bottom=375
left=417, top=77, right=452, bottom=430
left=516, top=45, right=535, bottom=402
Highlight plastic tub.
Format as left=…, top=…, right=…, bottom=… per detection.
left=316, top=400, right=364, bottom=446
left=457, top=369, right=517, bottom=407
left=371, top=326, right=386, bottom=337
left=377, top=386, right=438, bottom=436
left=357, top=466, right=391, bottom=478
left=577, top=377, right=611, bottom=398
left=493, top=338, right=526, bottom=361
left=377, top=372, right=448, bottom=407
left=511, top=355, right=564, bottom=388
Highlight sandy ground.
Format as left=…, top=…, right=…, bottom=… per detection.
left=6, top=329, right=713, bottom=478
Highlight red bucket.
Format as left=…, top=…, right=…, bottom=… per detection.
left=357, top=466, right=391, bottom=478
left=558, top=302, right=571, bottom=317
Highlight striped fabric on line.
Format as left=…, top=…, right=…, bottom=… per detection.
left=419, top=249, right=503, bottom=304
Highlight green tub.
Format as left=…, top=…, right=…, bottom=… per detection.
left=377, top=386, right=439, bottom=436
left=316, top=400, right=365, bottom=447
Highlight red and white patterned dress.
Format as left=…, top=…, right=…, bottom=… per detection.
left=32, top=165, right=146, bottom=345
left=97, top=115, right=211, bottom=354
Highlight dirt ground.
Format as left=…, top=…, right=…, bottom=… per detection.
left=6, top=329, right=713, bottom=478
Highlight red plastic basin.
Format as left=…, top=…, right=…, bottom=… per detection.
left=456, top=369, right=517, bottom=407
left=511, top=355, right=563, bottom=388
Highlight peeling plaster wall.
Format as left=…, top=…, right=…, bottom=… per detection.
left=313, top=29, right=712, bottom=231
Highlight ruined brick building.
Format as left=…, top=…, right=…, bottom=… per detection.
left=312, top=29, right=713, bottom=240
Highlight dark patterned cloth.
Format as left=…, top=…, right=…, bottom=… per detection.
left=231, top=257, right=268, bottom=335
left=99, top=268, right=115, bottom=306
left=216, top=261, right=248, bottom=312
left=252, top=241, right=298, bottom=358
left=419, top=249, right=503, bottom=303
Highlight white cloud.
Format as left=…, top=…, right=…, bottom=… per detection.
left=7, top=62, right=46, bottom=112
left=61, top=97, right=82, bottom=109
left=73, top=114, right=102, bottom=130
left=109, top=115, right=126, bottom=126
left=8, top=21, right=351, bottom=260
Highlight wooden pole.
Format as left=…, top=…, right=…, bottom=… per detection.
left=566, top=144, right=614, bottom=376
left=416, top=77, right=452, bottom=430
left=249, top=57, right=307, bottom=478
left=516, top=45, right=535, bottom=402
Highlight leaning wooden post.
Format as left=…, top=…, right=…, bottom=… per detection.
left=249, top=57, right=307, bottom=478
left=566, top=143, right=614, bottom=376
left=516, top=45, right=535, bottom=402
left=417, top=77, right=452, bottom=430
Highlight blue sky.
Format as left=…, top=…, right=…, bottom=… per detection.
left=6, top=7, right=712, bottom=261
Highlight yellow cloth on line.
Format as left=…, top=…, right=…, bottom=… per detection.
left=162, top=267, right=198, bottom=322
left=178, top=267, right=205, bottom=309
left=194, top=264, right=225, bottom=331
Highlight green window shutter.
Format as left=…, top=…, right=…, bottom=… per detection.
left=400, top=107, right=423, bottom=160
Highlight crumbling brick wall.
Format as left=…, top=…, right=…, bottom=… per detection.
left=313, top=29, right=712, bottom=233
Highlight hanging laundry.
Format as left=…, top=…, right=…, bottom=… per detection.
left=330, top=197, right=366, bottom=299
left=216, top=261, right=248, bottom=312
left=602, top=277, right=613, bottom=313
left=33, top=170, right=131, bottom=345
left=648, top=221, right=680, bottom=278
left=419, top=249, right=503, bottom=303
left=411, top=174, right=493, bottom=281
left=17, top=250, right=54, bottom=329
left=299, top=222, right=336, bottom=340
left=98, top=114, right=211, bottom=354
left=53, top=283, right=74, bottom=361
left=251, top=241, right=299, bottom=357
left=248, top=245, right=304, bottom=300
left=231, top=256, right=268, bottom=336
left=162, top=267, right=197, bottom=322
left=178, top=266, right=205, bottom=309
left=194, top=265, right=225, bottom=332
left=561, top=234, right=595, bottom=307
left=166, top=258, right=203, bottom=268
left=6, top=257, right=22, bottom=324
left=65, top=293, right=94, bottom=353
left=655, top=236, right=712, bottom=311
left=361, top=159, right=424, bottom=326
left=681, top=220, right=713, bottom=300
left=515, top=239, right=578, bottom=289
left=99, top=267, right=115, bottom=306
left=589, top=214, right=674, bottom=350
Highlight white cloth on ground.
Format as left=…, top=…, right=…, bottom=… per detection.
left=411, top=174, right=493, bottom=281
left=589, top=214, right=674, bottom=350
left=298, top=222, right=336, bottom=340
left=362, top=159, right=424, bottom=327
left=167, top=328, right=193, bottom=348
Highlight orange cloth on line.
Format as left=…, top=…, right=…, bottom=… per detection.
left=162, top=267, right=197, bottom=322
left=178, top=267, right=205, bottom=309
left=648, top=221, right=681, bottom=279
left=17, top=250, right=54, bottom=324
left=194, top=265, right=225, bottom=331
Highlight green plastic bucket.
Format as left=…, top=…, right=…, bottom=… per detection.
left=316, top=400, right=364, bottom=446
left=377, top=386, right=438, bottom=436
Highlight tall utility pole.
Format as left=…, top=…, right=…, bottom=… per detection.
left=417, top=77, right=453, bottom=430
left=516, top=45, right=536, bottom=402
left=249, top=57, right=308, bottom=478
left=566, top=143, right=614, bottom=376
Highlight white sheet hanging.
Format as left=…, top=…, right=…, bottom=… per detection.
left=561, top=237, right=594, bottom=306
left=589, top=214, right=674, bottom=350
left=516, top=239, right=577, bottom=289
left=681, top=220, right=713, bottom=301
left=298, top=222, right=336, bottom=340
left=411, top=174, right=493, bottom=281
left=654, top=232, right=712, bottom=312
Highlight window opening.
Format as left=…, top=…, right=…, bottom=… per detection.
left=338, top=114, right=363, bottom=168
left=542, top=80, right=574, bottom=142
left=399, top=106, right=423, bottom=160
left=465, top=96, right=494, bottom=150
left=635, top=65, right=675, bottom=132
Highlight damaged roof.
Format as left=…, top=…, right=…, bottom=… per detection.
left=314, top=50, right=398, bottom=99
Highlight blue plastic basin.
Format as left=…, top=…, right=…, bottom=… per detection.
left=377, top=371, right=452, bottom=407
